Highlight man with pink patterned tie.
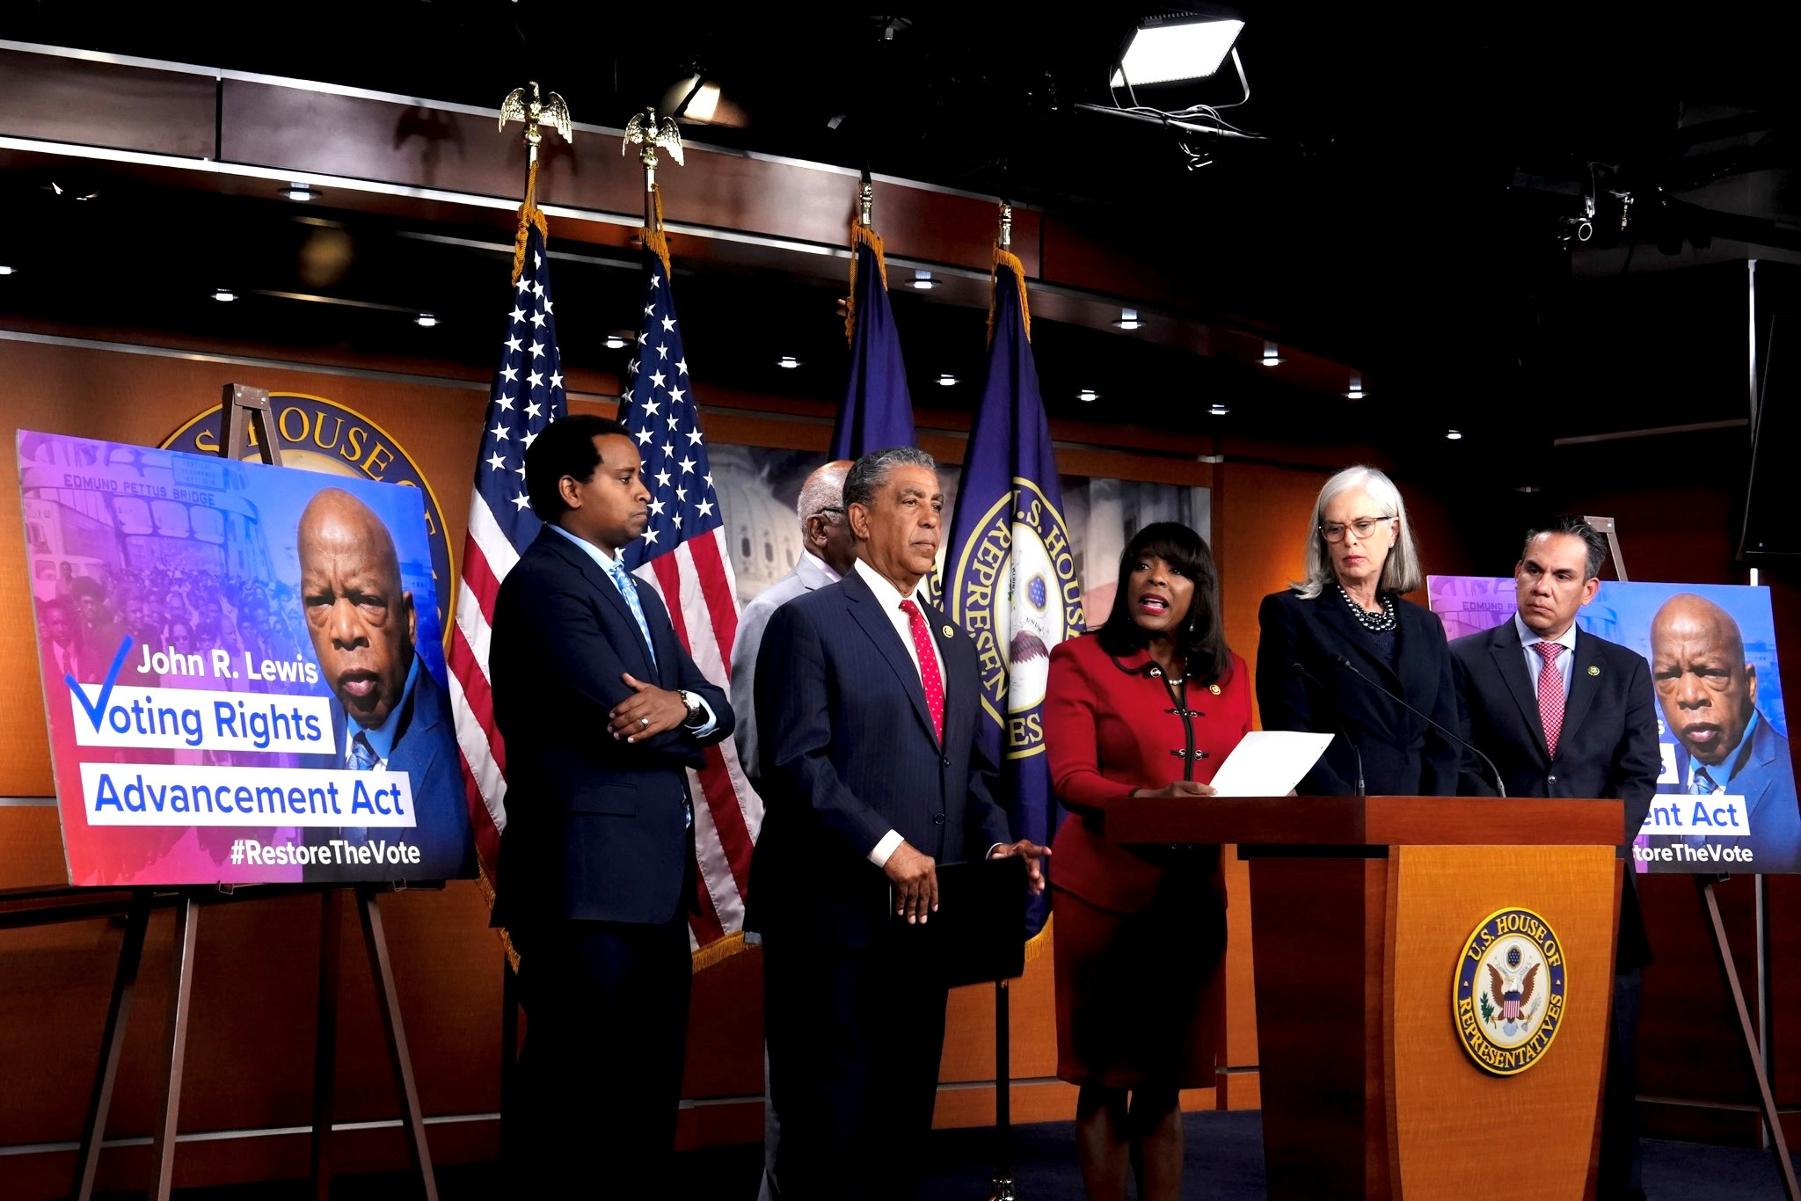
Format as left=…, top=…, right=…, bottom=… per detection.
left=1450, top=515, right=1660, bottom=1201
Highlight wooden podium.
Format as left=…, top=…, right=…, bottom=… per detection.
left=1109, top=795, right=1624, bottom=1201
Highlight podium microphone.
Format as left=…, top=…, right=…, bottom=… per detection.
left=1289, top=660, right=1366, bottom=797
left=1326, top=652, right=1508, bottom=798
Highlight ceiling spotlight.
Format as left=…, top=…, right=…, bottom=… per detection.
left=777, top=355, right=800, bottom=369
left=1077, top=389, right=1099, bottom=403
left=937, top=373, right=958, bottom=387
left=1445, top=429, right=1464, bottom=441
left=415, top=312, right=438, bottom=328
left=0, top=265, right=14, bottom=276
left=1113, top=307, right=1142, bottom=331
left=1112, top=14, right=1246, bottom=86
left=284, top=182, right=316, bottom=202
left=212, top=287, right=237, bottom=303
left=1208, top=403, right=1229, bottom=417
left=604, top=334, right=629, bottom=350
left=911, top=270, right=938, bottom=290
left=684, top=83, right=723, bottom=123
left=1261, top=342, right=1282, bottom=367
left=1346, top=375, right=1364, bottom=400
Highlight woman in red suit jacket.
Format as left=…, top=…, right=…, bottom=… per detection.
left=1045, top=522, right=1251, bottom=1201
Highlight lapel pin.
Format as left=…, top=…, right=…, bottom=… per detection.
left=1587, top=665, right=1600, bottom=676
left=942, top=624, right=955, bottom=639
left=1209, top=683, right=1222, bottom=695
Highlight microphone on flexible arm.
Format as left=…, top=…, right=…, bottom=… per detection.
left=1288, top=660, right=1365, bottom=797
left=1326, top=652, right=1508, bottom=798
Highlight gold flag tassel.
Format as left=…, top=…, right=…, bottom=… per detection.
left=642, top=182, right=673, bottom=279
left=510, top=158, right=550, bottom=285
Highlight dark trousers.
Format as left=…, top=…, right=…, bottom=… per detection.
left=505, top=914, right=693, bottom=1196
left=764, top=936, right=949, bottom=1201
left=1598, top=968, right=1645, bottom=1201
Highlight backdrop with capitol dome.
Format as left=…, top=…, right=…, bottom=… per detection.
left=711, top=443, right=1210, bottom=619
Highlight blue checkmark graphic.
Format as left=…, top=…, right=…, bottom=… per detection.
left=67, top=634, right=135, bottom=733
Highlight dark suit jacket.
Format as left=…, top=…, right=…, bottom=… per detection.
left=747, top=568, right=1014, bottom=948
left=1451, top=617, right=1660, bottom=970
left=490, top=527, right=733, bottom=933
left=1256, top=589, right=1461, bottom=797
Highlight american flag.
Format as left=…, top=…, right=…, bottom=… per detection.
left=448, top=210, right=566, bottom=905
left=616, top=229, right=759, bottom=949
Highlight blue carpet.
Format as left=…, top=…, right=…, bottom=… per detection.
left=108, top=1111, right=1801, bottom=1198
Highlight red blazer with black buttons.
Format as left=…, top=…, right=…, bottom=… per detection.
left=1045, top=633, right=1252, bottom=914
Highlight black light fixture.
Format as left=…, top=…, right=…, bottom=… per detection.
left=604, top=334, right=629, bottom=350
left=1077, top=389, right=1099, bottom=403
left=777, top=355, right=800, bottom=369
left=1445, top=429, right=1464, bottom=441
left=212, top=287, right=238, bottom=303
left=1261, top=341, right=1282, bottom=367
left=1208, top=402, right=1230, bottom=417
left=1113, top=307, right=1142, bottom=331
left=284, top=182, right=317, bottom=202
left=415, top=312, right=438, bottom=328
left=911, top=270, right=938, bottom=291
left=1346, top=375, right=1364, bottom=400
left=937, top=372, right=958, bottom=387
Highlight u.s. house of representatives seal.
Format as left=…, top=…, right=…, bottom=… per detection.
left=1453, top=905, right=1568, bottom=1076
left=947, top=479, right=1084, bottom=759
left=163, top=394, right=453, bottom=633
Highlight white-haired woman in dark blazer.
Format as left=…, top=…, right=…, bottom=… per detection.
left=1255, top=465, right=1460, bottom=796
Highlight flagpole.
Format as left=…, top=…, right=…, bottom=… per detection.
left=492, top=79, right=571, bottom=1163
left=987, top=194, right=1021, bottom=1201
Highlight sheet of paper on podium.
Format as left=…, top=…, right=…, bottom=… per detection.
left=1208, top=730, right=1334, bottom=797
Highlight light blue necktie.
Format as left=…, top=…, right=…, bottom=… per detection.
left=1690, top=766, right=1719, bottom=795
left=342, top=731, right=376, bottom=845
left=604, top=559, right=689, bottom=828
left=606, top=559, right=658, bottom=669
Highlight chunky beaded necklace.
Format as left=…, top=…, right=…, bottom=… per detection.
left=1336, top=582, right=1397, bottom=632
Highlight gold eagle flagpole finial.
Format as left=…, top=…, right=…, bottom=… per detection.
left=499, top=81, right=573, bottom=168
left=998, top=200, right=1013, bottom=250
left=623, top=107, right=684, bottom=226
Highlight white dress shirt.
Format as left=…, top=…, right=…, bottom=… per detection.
left=852, top=559, right=950, bottom=868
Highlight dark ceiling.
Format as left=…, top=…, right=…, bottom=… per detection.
left=1, top=4, right=1796, bottom=507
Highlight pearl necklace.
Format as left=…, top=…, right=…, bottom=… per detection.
left=1336, top=582, right=1397, bottom=632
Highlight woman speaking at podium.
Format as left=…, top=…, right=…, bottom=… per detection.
left=1043, top=522, right=1251, bottom=1201
left=1255, top=464, right=1460, bottom=797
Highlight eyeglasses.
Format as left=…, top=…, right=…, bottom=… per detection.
left=1319, top=515, right=1394, bottom=543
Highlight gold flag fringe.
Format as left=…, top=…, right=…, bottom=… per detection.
left=691, top=929, right=748, bottom=972
left=843, top=220, right=891, bottom=345
left=988, top=246, right=1032, bottom=347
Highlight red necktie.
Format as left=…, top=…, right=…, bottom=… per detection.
left=899, top=599, right=944, bottom=743
left=1535, top=642, right=1565, bottom=759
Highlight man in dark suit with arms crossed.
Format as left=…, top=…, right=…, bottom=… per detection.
left=490, top=415, right=733, bottom=1192
left=751, top=446, right=1047, bottom=1201
left=1450, top=515, right=1660, bottom=1201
